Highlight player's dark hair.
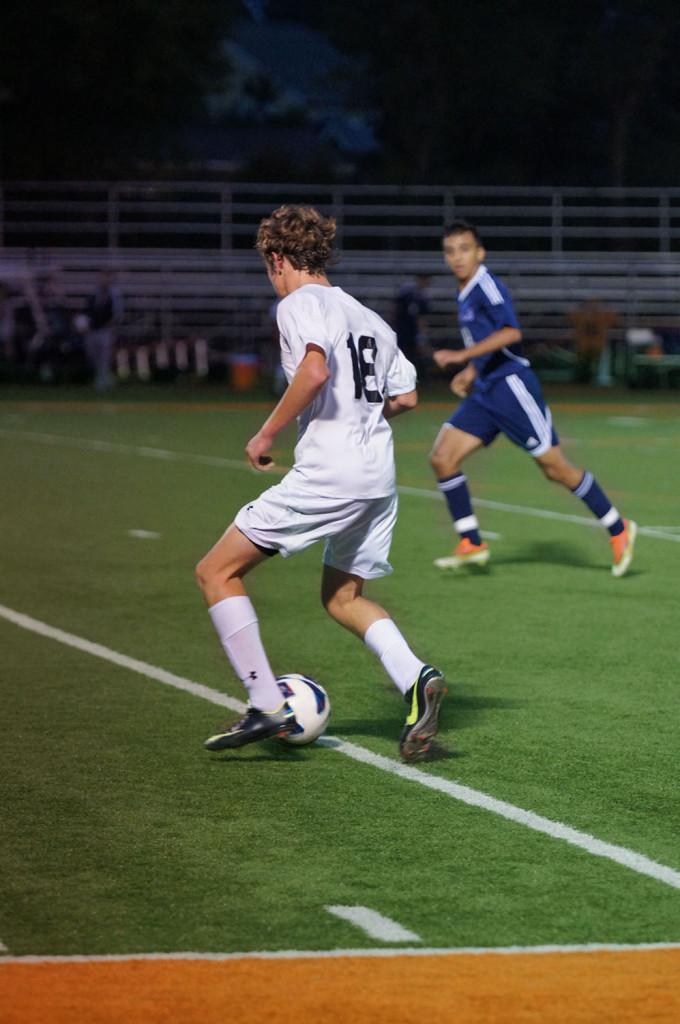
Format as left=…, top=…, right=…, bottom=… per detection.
left=256, top=205, right=336, bottom=274
left=443, top=220, right=483, bottom=246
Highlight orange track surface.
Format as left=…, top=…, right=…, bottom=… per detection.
left=2, top=949, right=679, bottom=1024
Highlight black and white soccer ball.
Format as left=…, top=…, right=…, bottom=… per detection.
left=276, top=673, right=331, bottom=745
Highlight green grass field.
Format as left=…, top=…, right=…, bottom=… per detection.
left=1, top=384, right=679, bottom=960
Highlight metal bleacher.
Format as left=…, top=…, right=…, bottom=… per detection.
left=3, top=181, right=680, bottom=385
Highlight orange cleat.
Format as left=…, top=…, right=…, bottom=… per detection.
left=610, top=519, right=638, bottom=578
left=434, top=537, right=490, bottom=570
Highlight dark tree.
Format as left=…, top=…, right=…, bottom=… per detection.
left=304, top=0, right=680, bottom=186
left=0, top=0, right=238, bottom=177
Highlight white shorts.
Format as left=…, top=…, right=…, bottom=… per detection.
left=234, top=477, right=397, bottom=579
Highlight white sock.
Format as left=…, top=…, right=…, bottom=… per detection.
left=208, top=596, right=283, bottom=712
left=363, top=618, right=425, bottom=694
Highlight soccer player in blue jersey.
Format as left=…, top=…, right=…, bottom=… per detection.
left=430, top=221, right=637, bottom=577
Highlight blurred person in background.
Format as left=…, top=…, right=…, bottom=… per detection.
left=267, top=295, right=287, bottom=396
left=568, top=298, right=618, bottom=386
left=29, top=273, right=83, bottom=383
left=392, top=274, right=431, bottom=383
left=0, top=276, right=44, bottom=374
left=0, top=281, right=22, bottom=366
left=80, top=270, right=124, bottom=391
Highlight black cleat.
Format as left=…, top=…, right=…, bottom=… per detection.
left=399, top=665, right=447, bottom=762
left=204, top=703, right=296, bottom=751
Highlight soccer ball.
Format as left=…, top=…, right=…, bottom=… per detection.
left=276, top=673, right=331, bottom=746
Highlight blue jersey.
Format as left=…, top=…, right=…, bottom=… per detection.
left=457, top=264, right=529, bottom=389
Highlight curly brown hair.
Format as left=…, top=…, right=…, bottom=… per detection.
left=255, top=204, right=336, bottom=274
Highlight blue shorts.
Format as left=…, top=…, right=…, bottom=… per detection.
left=448, top=369, right=559, bottom=456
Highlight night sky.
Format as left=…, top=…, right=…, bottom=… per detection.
left=2, top=1, right=680, bottom=184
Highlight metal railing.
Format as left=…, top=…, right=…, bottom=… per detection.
left=3, top=248, right=680, bottom=353
left=5, top=181, right=680, bottom=252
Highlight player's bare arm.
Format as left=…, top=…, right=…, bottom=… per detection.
left=433, top=326, right=522, bottom=368
left=383, top=388, right=418, bottom=420
left=450, top=363, right=477, bottom=397
left=245, top=345, right=330, bottom=470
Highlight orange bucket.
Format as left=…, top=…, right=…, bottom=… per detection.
left=230, top=353, right=259, bottom=390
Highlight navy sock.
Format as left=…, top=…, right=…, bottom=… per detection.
left=571, top=471, right=624, bottom=536
left=437, top=473, right=482, bottom=545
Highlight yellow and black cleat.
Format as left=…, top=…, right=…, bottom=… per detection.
left=399, top=665, right=447, bottom=762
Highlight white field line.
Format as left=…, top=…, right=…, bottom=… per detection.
left=397, top=484, right=680, bottom=542
left=1, top=427, right=678, bottom=544
left=0, top=428, right=249, bottom=472
left=324, top=906, right=420, bottom=943
left=0, top=603, right=243, bottom=714
left=3, top=942, right=680, bottom=964
left=2, top=604, right=680, bottom=895
left=316, top=737, right=680, bottom=891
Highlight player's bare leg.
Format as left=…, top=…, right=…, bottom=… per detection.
left=534, top=445, right=583, bottom=489
left=321, top=565, right=446, bottom=760
left=197, top=525, right=296, bottom=749
left=430, top=426, right=489, bottom=569
left=429, top=423, right=483, bottom=478
left=195, top=524, right=269, bottom=605
left=320, top=565, right=390, bottom=638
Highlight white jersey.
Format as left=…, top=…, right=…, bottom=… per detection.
left=276, top=284, right=417, bottom=498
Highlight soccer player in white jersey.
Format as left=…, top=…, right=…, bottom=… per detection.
left=430, top=221, right=637, bottom=576
left=196, top=205, right=445, bottom=760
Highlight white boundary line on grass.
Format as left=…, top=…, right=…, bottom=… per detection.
left=397, top=484, right=680, bottom=541
left=2, top=603, right=680, bottom=895
left=1, top=428, right=679, bottom=543
left=3, top=942, right=680, bottom=964
left=0, top=603, right=243, bottom=713
left=324, top=906, right=421, bottom=943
